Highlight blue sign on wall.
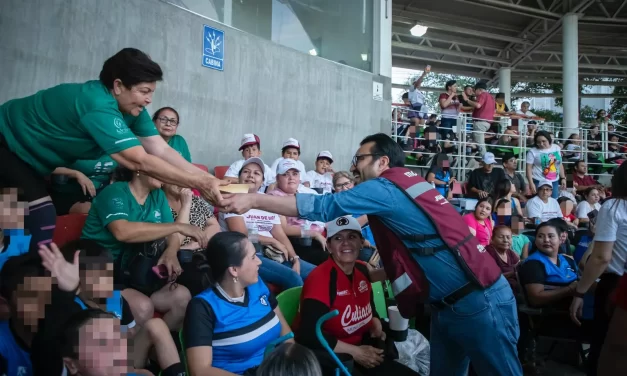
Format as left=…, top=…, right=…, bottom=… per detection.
left=202, top=24, right=224, bottom=71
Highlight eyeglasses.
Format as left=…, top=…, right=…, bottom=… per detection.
left=157, top=116, right=179, bottom=126
left=334, top=181, right=353, bottom=190
left=351, top=153, right=382, bottom=167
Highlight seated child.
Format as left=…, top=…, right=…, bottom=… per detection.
left=304, top=151, right=334, bottom=194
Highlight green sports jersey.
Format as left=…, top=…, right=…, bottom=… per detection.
left=81, top=182, right=174, bottom=263
left=51, top=155, right=118, bottom=194
left=167, top=134, right=192, bottom=162
left=0, top=80, right=158, bottom=175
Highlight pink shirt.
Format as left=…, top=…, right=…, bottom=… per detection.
left=463, top=213, right=494, bottom=246
left=472, top=91, right=495, bottom=122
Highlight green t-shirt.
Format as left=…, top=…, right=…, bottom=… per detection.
left=52, top=155, right=118, bottom=194
left=81, top=182, right=174, bottom=263
left=167, top=135, right=191, bottom=162
left=0, top=80, right=158, bottom=175
left=512, top=234, right=530, bottom=257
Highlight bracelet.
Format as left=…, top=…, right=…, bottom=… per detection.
left=290, top=256, right=300, bottom=262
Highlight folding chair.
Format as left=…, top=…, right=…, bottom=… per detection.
left=52, top=214, right=88, bottom=247
left=276, top=286, right=302, bottom=326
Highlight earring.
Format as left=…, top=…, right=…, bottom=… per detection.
left=136, top=170, right=140, bottom=177
left=233, top=277, right=239, bottom=284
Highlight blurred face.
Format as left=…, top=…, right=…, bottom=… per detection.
left=282, top=148, right=300, bottom=160
left=328, top=230, right=362, bottom=265
left=68, top=318, right=128, bottom=376
left=492, top=228, right=512, bottom=251
left=538, top=185, right=552, bottom=200
left=276, top=169, right=300, bottom=194
left=610, top=135, right=619, bottom=144
left=238, top=163, right=264, bottom=192
left=465, top=87, right=474, bottom=96
left=503, top=157, right=516, bottom=170
left=448, top=83, right=458, bottom=93
left=13, top=276, right=53, bottom=329
left=333, top=177, right=354, bottom=192
left=496, top=204, right=512, bottom=217
left=576, top=162, right=587, bottom=174
left=80, top=263, right=114, bottom=300
left=521, top=102, right=530, bottom=112
left=570, top=134, right=581, bottom=144
left=591, top=127, right=599, bottom=135
left=511, top=217, right=525, bottom=234
left=153, top=109, right=179, bottom=139
left=315, top=158, right=332, bottom=174
left=560, top=200, right=574, bottom=216
left=112, top=81, right=155, bottom=117
left=535, top=226, right=560, bottom=255
left=475, top=201, right=492, bottom=220
left=609, top=125, right=615, bottom=132
left=482, top=162, right=494, bottom=173
left=231, top=241, right=262, bottom=287
left=496, top=97, right=504, bottom=104
left=353, top=142, right=388, bottom=182
left=1, top=187, right=26, bottom=230
left=587, top=189, right=600, bottom=204
left=402, top=97, right=410, bottom=105
left=599, top=111, right=606, bottom=118
left=242, top=144, right=261, bottom=160
left=535, top=136, right=550, bottom=149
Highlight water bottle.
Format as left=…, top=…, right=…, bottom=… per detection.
left=248, top=226, right=260, bottom=253
left=431, top=181, right=436, bottom=190
left=301, top=221, right=312, bottom=246
left=534, top=217, right=541, bottom=227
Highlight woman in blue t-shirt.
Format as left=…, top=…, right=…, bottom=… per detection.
left=426, top=154, right=456, bottom=200
left=183, top=232, right=293, bottom=375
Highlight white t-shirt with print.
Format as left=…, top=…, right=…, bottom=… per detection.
left=594, top=199, right=627, bottom=275
left=575, top=201, right=601, bottom=219
left=219, top=207, right=281, bottom=238
left=525, top=196, right=562, bottom=222
left=304, top=171, right=333, bottom=194
left=526, top=144, right=563, bottom=182
left=224, top=159, right=276, bottom=190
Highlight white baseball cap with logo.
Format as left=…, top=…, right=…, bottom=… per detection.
left=326, top=216, right=363, bottom=238
left=482, top=152, right=497, bottom=165
left=239, top=133, right=261, bottom=151
left=317, top=151, right=334, bottom=163
left=282, top=138, right=300, bottom=149
left=276, top=158, right=301, bottom=175
left=240, top=157, right=266, bottom=176
left=536, top=179, right=553, bottom=189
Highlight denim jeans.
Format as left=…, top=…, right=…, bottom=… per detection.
left=430, top=276, right=522, bottom=376
left=533, top=179, right=559, bottom=199
left=257, top=252, right=316, bottom=289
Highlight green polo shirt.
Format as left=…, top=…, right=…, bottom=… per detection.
left=81, top=182, right=174, bottom=263
left=51, top=155, right=118, bottom=194
left=167, top=135, right=192, bottom=162
left=0, top=80, right=158, bottom=175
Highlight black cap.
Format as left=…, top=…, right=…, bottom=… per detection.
left=474, top=82, right=487, bottom=90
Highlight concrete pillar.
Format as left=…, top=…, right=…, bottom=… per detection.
left=498, top=67, right=511, bottom=108
left=373, top=0, right=392, bottom=77
left=562, top=13, right=579, bottom=137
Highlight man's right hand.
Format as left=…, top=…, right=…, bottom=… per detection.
left=351, top=345, right=384, bottom=369
left=197, top=175, right=227, bottom=206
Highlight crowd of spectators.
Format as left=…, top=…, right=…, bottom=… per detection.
left=0, top=49, right=626, bottom=376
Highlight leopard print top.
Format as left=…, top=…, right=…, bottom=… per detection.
left=171, top=195, right=215, bottom=246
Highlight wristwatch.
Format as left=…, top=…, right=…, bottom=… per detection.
left=290, top=256, right=300, bottom=262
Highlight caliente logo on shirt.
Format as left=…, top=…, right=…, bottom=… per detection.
left=341, top=303, right=372, bottom=334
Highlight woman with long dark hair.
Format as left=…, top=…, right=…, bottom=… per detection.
left=183, top=231, right=293, bottom=375
left=570, top=162, right=627, bottom=376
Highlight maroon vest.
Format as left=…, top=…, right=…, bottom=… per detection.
left=368, top=167, right=502, bottom=318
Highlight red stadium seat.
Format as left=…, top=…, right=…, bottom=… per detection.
left=213, top=166, right=229, bottom=180
left=193, top=163, right=209, bottom=172
left=451, top=182, right=463, bottom=196
left=52, top=214, right=88, bottom=247
left=267, top=283, right=283, bottom=295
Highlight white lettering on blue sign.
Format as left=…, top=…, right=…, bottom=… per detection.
left=202, top=25, right=224, bottom=71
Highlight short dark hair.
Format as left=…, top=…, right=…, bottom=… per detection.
left=492, top=225, right=512, bottom=238
left=611, top=161, right=627, bottom=199
left=535, top=221, right=561, bottom=236
left=152, top=107, right=180, bottom=124
left=445, top=80, right=456, bottom=91
left=476, top=196, right=494, bottom=211
left=464, top=85, right=473, bottom=90
left=501, top=152, right=516, bottom=164
left=534, top=130, right=553, bottom=147
left=402, top=92, right=409, bottom=99
left=59, top=309, right=116, bottom=359
left=60, top=240, right=113, bottom=272
left=197, top=232, right=249, bottom=288
left=546, top=218, right=568, bottom=234
left=474, top=82, right=487, bottom=91
left=112, top=166, right=134, bottom=182
left=574, top=159, right=586, bottom=169
left=496, top=92, right=505, bottom=99
left=99, top=48, right=163, bottom=90
left=281, top=146, right=301, bottom=156
left=359, top=133, right=406, bottom=168
left=0, top=253, right=45, bottom=301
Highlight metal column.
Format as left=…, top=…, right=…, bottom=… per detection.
left=498, top=68, right=512, bottom=108
left=562, top=13, right=579, bottom=138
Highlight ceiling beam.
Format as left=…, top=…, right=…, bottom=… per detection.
left=392, top=15, right=528, bottom=44
left=517, top=61, right=627, bottom=70
left=510, top=77, right=627, bottom=86
left=392, top=53, right=500, bottom=70
left=454, top=0, right=561, bottom=20
left=392, top=41, right=510, bottom=64
left=512, top=69, right=627, bottom=78
left=392, top=62, right=492, bottom=80
left=580, top=16, right=627, bottom=25
left=391, top=28, right=505, bottom=52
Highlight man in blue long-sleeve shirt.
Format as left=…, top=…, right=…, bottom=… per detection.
left=220, top=133, right=522, bottom=376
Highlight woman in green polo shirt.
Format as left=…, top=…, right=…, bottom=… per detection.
left=49, top=154, right=117, bottom=215
left=81, top=167, right=209, bottom=330
left=0, top=48, right=223, bottom=254
left=152, top=107, right=192, bottom=162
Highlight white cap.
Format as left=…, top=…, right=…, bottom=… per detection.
left=317, top=151, right=333, bottom=162
left=240, top=157, right=266, bottom=175
left=482, top=152, right=496, bottom=165
left=239, top=133, right=260, bottom=151
left=326, top=216, right=363, bottom=238
left=282, top=138, right=300, bottom=149
left=536, top=179, right=553, bottom=189
left=276, top=158, right=301, bottom=175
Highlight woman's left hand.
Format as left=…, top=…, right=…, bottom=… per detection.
left=157, top=252, right=182, bottom=279
left=570, top=296, right=584, bottom=326
left=370, top=317, right=386, bottom=341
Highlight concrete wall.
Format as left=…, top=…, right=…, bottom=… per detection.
left=0, top=0, right=391, bottom=172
